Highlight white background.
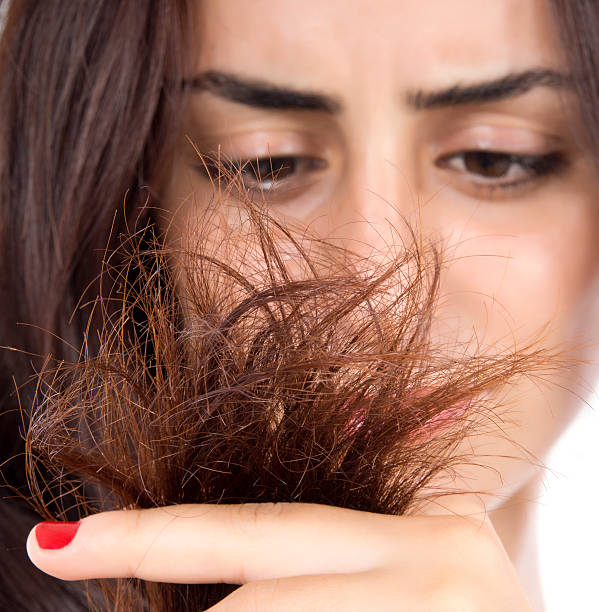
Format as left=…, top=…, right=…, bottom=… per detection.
left=538, top=402, right=599, bottom=611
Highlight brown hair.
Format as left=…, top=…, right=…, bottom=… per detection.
left=550, top=1, right=599, bottom=162
left=0, top=1, right=596, bottom=610
left=0, top=0, right=194, bottom=607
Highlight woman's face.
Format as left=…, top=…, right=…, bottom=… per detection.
left=162, top=0, right=599, bottom=510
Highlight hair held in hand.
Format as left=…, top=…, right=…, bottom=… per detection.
left=24, top=190, right=558, bottom=610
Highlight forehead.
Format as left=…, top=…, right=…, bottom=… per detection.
left=195, top=0, right=562, bottom=89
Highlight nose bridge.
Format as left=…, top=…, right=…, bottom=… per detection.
left=332, top=140, right=418, bottom=258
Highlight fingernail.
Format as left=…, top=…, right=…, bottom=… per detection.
left=35, top=521, right=80, bottom=550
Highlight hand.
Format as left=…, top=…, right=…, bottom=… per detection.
left=27, top=503, right=533, bottom=611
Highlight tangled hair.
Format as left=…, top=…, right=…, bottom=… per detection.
left=23, top=190, right=558, bottom=610
left=1, top=1, right=598, bottom=610
left=0, top=1, right=194, bottom=608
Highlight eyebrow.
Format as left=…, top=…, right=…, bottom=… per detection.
left=406, top=68, right=570, bottom=110
left=182, top=68, right=570, bottom=113
left=183, top=70, right=342, bottom=113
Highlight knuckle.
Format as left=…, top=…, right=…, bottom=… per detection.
left=122, top=509, right=145, bottom=577
left=421, top=518, right=508, bottom=611
left=126, top=508, right=144, bottom=537
left=436, top=516, right=501, bottom=564
left=233, top=502, right=286, bottom=535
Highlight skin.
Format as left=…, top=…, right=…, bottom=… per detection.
left=27, top=1, right=599, bottom=609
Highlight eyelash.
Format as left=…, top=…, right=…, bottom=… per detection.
left=435, top=150, right=569, bottom=193
left=196, top=150, right=569, bottom=197
left=198, top=156, right=326, bottom=191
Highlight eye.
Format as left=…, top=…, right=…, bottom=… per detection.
left=436, top=150, right=568, bottom=190
left=457, top=151, right=515, bottom=178
left=199, top=155, right=327, bottom=191
left=239, top=156, right=297, bottom=188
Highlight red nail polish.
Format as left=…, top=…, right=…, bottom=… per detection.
left=35, top=521, right=80, bottom=550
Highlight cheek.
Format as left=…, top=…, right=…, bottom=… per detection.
left=431, top=204, right=599, bottom=355
left=421, top=203, right=599, bottom=503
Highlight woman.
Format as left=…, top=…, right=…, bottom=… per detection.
left=1, top=1, right=598, bottom=610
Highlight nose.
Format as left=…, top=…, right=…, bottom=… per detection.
left=324, top=141, right=418, bottom=261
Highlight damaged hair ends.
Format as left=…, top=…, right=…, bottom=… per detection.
left=25, top=197, right=561, bottom=610
left=0, top=0, right=597, bottom=610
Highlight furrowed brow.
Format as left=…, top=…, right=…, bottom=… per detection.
left=407, top=69, right=571, bottom=110
left=183, top=70, right=342, bottom=114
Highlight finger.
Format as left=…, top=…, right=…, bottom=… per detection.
left=208, top=570, right=405, bottom=612
left=27, top=503, right=491, bottom=584
left=26, top=503, right=419, bottom=583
